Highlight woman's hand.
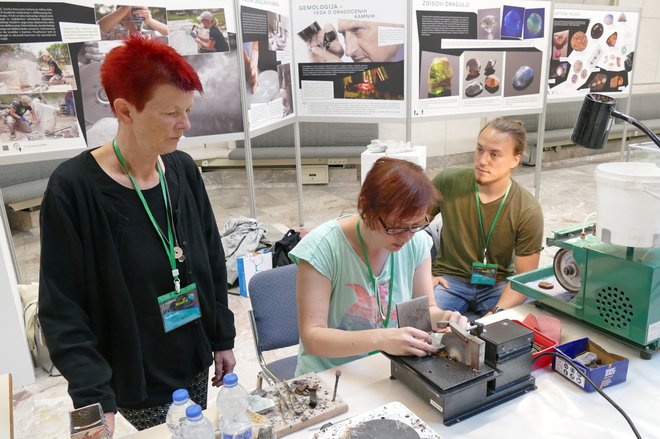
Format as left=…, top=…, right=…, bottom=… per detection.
left=436, top=310, right=468, bottom=331
left=211, top=349, right=236, bottom=387
left=377, top=326, right=438, bottom=357
left=432, top=275, right=448, bottom=288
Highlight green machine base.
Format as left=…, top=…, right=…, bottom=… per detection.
left=510, top=224, right=660, bottom=359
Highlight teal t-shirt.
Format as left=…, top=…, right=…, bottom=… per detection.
left=289, top=218, right=432, bottom=376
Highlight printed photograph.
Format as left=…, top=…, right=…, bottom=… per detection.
left=477, top=8, right=501, bottom=40
left=419, top=51, right=459, bottom=99
left=167, top=9, right=230, bottom=56
left=0, top=93, right=79, bottom=142
left=297, top=19, right=404, bottom=63
left=462, top=51, right=504, bottom=99
left=95, top=4, right=168, bottom=42
left=503, top=50, right=543, bottom=97
left=0, top=42, right=77, bottom=94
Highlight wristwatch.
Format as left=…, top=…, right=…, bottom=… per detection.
left=490, top=306, right=505, bottom=314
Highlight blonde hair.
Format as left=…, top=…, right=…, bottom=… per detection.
left=480, top=117, right=527, bottom=156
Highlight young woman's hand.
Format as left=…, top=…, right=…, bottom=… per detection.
left=377, top=326, right=438, bottom=357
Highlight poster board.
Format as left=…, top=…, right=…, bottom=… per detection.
left=547, top=6, right=639, bottom=102
left=239, top=0, right=295, bottom=132
left=0, top=1, right=89, bottom=162
left=410, top=0, right=551, bottom=119
left=292, top=0, right=407, bottom=120
left=0, top=0, right=245, bottom=165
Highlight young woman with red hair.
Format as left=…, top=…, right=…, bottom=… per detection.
left=290, top=157, right=467, bottom=375
left=39, top=37, right=236, bottom=433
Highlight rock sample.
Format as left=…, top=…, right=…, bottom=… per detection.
left=512, top=65, right=534, bottom=90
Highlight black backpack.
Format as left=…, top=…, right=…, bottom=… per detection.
left=272, top=229, right=302, bottom=267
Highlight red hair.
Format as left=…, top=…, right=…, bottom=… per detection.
left=358, top=157, right=438, bottom=228
left=101, top=37, right=203, bottom=114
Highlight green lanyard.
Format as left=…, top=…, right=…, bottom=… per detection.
left=113, top=139, right=180, bottom=292
left=474, top=181, right=511, bottom=264
left=356, top=218, right=394, bottom=327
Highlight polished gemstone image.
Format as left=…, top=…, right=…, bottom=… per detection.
left=512, top=65, right=534, bottom=90
left=591, top=23, right=604, bottom=39
left=590, top=73, right=607, bottom=91
left=604, top=14, right=613, bottom=25
left=502, top=8, right=523, bottom=37
left=618, top=13, right=627, bottom=22
left=525, top=12, right=543, bottom=37
left=480, top=15, right=497, bottom=39
left=607, top=32, right=618, bottom=47
left=554, top=62, right=568, bottom=79
left=573, top=59, right=583, bottom=73
left=465, top=58, right=481, bottom=80
left=552, top=30, right=569, bottom=59
left=484, top=59, right=496, bottom=76
left=570, top=31, right=588, bottom=52
left=625, top=53, right=634, bottom=71
left=465, top=81, right=483, bottom=97
left=428, top=57, right=453, bottom=97
left=485, top=75, right=500, bottom=93
left=609, top=75, right=623, bottom=88
left=554, top=31, right=567, bottom=49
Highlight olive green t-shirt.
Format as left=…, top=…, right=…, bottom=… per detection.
left=431, top=168, right=543, bottom=283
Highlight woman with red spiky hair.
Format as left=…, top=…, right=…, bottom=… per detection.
left=39, top=37, right=236, bottom=432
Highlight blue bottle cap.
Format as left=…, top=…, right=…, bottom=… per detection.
left=172, top=388, right=189, bottom=403
left=186, top=404, right=202, bottom=419
left=223, top=373, right=238, bottom=387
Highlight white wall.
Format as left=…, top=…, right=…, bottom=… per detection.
left=0, top=208, right=35, bottom=389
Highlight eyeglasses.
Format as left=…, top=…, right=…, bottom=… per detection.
left=378, top=216, right=430, bottom=235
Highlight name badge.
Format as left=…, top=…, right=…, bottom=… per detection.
left=471, top=262, right=498, bottom=285
left=157, top=283, right=201, bottom=333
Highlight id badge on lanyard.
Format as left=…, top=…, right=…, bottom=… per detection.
left=158, top=283, right=202, bottom=332
left=472, top=181, right=510, bottom=286
left=113, top=138, right=201, bottom=333
left=471, top=261, right=498, bottom=285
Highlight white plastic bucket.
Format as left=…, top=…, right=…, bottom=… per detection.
left=595, top=162, right=660, bottom=248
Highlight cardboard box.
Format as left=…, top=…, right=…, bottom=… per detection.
left=237, top=251, right=272, bottom=297
left=513, top=320, right=557, bottom=370
left=552, top=338, right=629, bottom=392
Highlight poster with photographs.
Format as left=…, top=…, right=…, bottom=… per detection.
left=411, top=0, right=550, bottom=119
left=0, top=2, right=90, bottom=162
left=240, top=0, right=295, bottom=131
left=292, top=0, right=406, bottom=119
left=77, top=1, right=243, bottom=149
left=547, top=7, right=639, bottom=101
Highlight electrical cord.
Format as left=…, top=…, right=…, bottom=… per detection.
left=533, top=350, right=641, bottom=439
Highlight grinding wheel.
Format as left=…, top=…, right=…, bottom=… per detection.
left=553, top=248, right=581, bottom=294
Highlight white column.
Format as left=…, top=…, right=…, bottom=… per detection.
left=0, top=206, right=35, bottom=389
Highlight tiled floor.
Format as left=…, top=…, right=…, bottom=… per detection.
left=8, top=148, right=656, bottom=437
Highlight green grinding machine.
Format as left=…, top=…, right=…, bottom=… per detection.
left=510, top=224, right=660, bottom=359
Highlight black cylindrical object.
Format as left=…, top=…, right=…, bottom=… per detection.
left=571, top=93, right=617, bottom=150
left=298, top=21, right=321, bottom=42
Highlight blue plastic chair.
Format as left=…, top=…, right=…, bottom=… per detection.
left=248, top=264, right=299, bottom=386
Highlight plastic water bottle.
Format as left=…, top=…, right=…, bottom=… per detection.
left=180, top=404, right=214, bottom=439
left=217, top=373, right=253, bottom=439
left=166, top=388, right=196, bottom=438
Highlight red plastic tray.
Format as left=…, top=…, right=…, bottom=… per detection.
left=513, top=319, right=558, bottom=370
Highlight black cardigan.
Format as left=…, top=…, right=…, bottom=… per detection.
left=38, top=149, right=235, bottom=413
